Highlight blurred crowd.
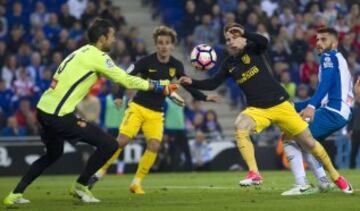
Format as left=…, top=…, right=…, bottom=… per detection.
left=0, top=0, right=150, bottom=136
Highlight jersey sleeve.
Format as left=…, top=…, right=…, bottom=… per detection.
left=308, top=54, right=337, bottom=108
left=189, top=61, right=229, bottom=90
left=114, top=57, right=147, bottom=99
left=176, top=62, right=207, bottom=101
left=92, top=54, right=149, bottom=91
left=243, top=31, right=269, bottom=53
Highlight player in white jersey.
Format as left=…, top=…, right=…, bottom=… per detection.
left=282, top=27, right=354, bottom=196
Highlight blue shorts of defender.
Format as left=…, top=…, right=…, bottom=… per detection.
left=294, top=101, right=348, bottom=141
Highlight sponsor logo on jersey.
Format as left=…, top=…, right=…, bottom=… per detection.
left=323, top=56, right=333, bottom=68
left=236, top=66, right=259, bottom=84
left=169, top=67, right=176, bottom=77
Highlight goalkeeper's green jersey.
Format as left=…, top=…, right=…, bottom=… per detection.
left=37, top=44, right=150, bottom=116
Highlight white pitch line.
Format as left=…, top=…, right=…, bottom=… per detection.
left=144, top=185, right=360, bottom=192
left=148, top=186, right=239, bottom=190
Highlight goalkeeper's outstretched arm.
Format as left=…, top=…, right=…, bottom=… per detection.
left=94, top=56, right=176, bottom=95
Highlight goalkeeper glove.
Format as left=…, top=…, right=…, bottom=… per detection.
left=149, top=80, right=178, bottom=95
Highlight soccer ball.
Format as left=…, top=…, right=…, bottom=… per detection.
left=190, top=44, right=217, bottom=71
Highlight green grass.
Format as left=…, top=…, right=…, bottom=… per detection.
left=0, top=170, right=359, bottom=211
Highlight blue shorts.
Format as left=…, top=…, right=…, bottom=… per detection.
left=294, top=101, right=348, bottom=140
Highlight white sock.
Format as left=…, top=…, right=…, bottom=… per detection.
left=302, top=150, right=330, bottom=184
left=117, top=161, right=125, bottom=174
left=283, top=141, right=308, bottom=186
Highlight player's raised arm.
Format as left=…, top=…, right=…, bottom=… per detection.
left=225, top=24, right=268, bottom=53
left=242, top=31, right=269, bottom=52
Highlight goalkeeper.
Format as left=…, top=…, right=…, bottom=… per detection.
left=3, top=18, right=177, bottom=205
left=88, top=26, right=219, bottom=194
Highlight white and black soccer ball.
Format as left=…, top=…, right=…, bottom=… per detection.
left=190, top=44, right=217, bottom=71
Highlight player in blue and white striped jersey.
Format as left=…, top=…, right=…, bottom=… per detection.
left=282, top=28, right=354, bottom=196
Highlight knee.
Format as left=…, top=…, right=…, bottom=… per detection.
left=236, top=124, right=250, bottom=132
left=305, top=140, right=315, bottom=149
left=147, top=140, right=161, bottom=152
left=103, top=139, right=119, bottom=155
left=235, top=122, right=252, bottom=139
left=110, top=140, right=119, bottom=152
left=117, top=134, right=130, bottom=148
left=295, top=130, right=316, bottom=150
left=48, top=148, right=64, bottom=161
left=234, top=116, right=254, bottom=132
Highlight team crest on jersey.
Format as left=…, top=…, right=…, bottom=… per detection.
left=105, top=58, right=114, bottom=68
left=241, top=54, right=251, bottom=64
left=323, top=56, right=333, bottom=68
left=169, top=67, right=176, bottom=77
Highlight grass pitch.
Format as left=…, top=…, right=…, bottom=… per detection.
left=0, top=170, right=359, bottom=211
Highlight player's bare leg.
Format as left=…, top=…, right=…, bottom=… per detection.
left=88, top=134, right=130, bottom=189
left=130, top=139, right=160, bottom=194
left=235, top=114, right=263, bottom=186
left=293, top=128, right=353, bottom=194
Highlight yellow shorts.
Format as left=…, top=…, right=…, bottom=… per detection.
left=119, top=102, right=164, bottom=141
left=241, top=101, right=308, bottom=137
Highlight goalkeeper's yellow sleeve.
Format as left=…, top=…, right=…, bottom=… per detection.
left=93, top=53, right=150, bottom=91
